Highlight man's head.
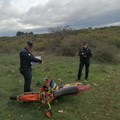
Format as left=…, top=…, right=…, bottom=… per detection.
left=27, top=41, right=33, bottom=48
left=25, top=41, right=33, bottom=51
left=82, top=41, right=88, bottom=48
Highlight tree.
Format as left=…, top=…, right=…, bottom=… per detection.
left=16, top=31, right=24, bottom=36
left=48, top=25, right=71, bottom=47
left=16, top=31, right=34, bottom=36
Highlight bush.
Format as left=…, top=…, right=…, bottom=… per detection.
left=60, top=38, right=80, bottom=56
left=34, top=40, right=49, bottom=52
left=93, top=42, right=119, bottom=63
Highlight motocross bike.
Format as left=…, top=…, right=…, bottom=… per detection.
left=10, top=79, right=90, bottom=118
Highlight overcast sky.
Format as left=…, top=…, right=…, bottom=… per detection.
left=0, top=0, right=120, bottom=36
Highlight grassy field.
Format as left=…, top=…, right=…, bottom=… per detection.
left=0, top=53, right=120, bottom=120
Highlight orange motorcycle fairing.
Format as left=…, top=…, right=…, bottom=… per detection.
left=18, top=93, right=40, bottom=102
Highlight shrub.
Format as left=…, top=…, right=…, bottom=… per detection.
left=93, top=42, right=119, bottom=63
left=34, top=40, right=49, bottom=52
left=60, top=38, right=80, bottom=56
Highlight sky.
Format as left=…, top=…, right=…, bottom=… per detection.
left=0, top=0, right=120, bottom=36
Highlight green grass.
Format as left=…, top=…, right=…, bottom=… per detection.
left=0, top=53, right=120, bottom=120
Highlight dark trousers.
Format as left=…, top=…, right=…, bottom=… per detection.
left=20, top=68, right=32, bottom=92
left=77, top=60, right=90, bottom=80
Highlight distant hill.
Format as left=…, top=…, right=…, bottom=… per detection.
left=0, top=26, right=120, bottom=63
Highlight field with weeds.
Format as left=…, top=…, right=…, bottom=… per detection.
left=0, top=53, right=120, bottom=120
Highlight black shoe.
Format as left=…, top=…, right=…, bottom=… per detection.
left=24, top=89, right=33, bottom=93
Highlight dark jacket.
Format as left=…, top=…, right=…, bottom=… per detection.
left=79, top=47, right=92, bottom=61
left=19, top=47, right=42, bottom=69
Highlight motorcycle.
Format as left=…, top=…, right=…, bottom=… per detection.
left=10, top=79, right=90, bottom=118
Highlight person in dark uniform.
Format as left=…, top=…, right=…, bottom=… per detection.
left=77, top=42, right=92, bottom=82
left=19, top=41, right=42, bottom=92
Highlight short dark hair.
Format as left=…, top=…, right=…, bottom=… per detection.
left=27, top=41, right=33, bottom=47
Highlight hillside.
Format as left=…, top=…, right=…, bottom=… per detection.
left=0, top=26, right=120, bottom=63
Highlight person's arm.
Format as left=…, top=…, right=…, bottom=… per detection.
left=89, top=49, right=92, bottom=57
left=21, top=51, right=42, bottom=63
left=87, top=48, right=92, bottom=58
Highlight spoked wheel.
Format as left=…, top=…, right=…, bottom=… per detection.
left=10, top=95, right=17, bottom=101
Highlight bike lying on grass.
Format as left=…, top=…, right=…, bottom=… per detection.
left=10, top=79, right=90, bottom=118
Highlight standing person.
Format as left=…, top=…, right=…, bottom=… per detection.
left=77, top=42, right=92, bottom=82
left=19, top=41, right=42, bottom=92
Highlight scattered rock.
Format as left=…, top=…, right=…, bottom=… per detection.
left=58, top=110, right=63, bottom=113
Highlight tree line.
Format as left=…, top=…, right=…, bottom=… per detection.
left=16, top=31, right=34, bottom=36
left=1, top=25, right=120, bottom=63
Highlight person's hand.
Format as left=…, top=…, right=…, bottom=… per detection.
left=40, top=60, right=43, bottom=64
